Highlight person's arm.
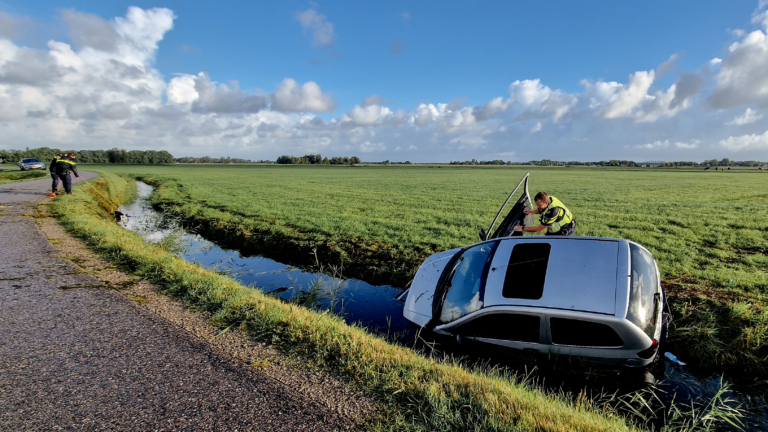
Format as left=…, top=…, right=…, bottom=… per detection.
left=71, top=164, right=80, bottom=178
left=513, top=224, right=547, bottom=233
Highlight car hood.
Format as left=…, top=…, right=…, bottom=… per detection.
left=403, top=247, right=461, bottom=327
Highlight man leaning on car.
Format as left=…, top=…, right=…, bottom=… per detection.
left=513, top=191, right=577, bottom=236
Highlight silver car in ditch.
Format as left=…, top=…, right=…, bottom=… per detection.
left=401, top=173, right=667, bottom=367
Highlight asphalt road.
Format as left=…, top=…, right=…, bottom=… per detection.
left=0, top=170, right=99, bottom=204
left=0, top=175, right=362, bottom=431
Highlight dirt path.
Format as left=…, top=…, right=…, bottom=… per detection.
left=0, top=178, right=372, bottom=431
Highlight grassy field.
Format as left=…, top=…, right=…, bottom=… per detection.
left=0, top=168, right=47, bottom=184
left=47, top=171, right=648, bottom=432
left=88, top=164, right=768, bottom=379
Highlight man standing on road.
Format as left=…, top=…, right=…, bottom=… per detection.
left=513, top=191, right=576, bottom=236
left=52, top=152, right=80, bottom=196
left=48, top=153, right=62, bottom=196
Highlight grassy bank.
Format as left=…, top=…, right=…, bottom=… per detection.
left=0, top=169, right=47, bottom=184
left=88, top=164, right=768, bottom=380
left=50, top=171, right=642, bottom=431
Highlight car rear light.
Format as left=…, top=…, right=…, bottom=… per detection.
left=636, top=339, right=659, bottom=359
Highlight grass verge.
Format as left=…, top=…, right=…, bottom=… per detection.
left=50, top=172, right=642, bottom=431
left=0, top=169, right=48, bottom=184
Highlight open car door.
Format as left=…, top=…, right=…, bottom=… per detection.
left=479, top=172, right=534, bottom=241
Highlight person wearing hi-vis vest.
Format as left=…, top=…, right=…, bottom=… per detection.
left=512, top=191, right=577, bottom=236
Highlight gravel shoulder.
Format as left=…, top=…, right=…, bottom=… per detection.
left=0, top=192, right=374, bottom=431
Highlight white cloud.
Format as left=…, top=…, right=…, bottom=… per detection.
left=727, top=108, right=763, bottom=125
left=719, top=130, right=768, bottom=150
left=343, top=104, right=392, bottom=126
left=271, top=78, right=336, bottom=112
left=601, top=70, right=655, bottom=118
left=293, top=8, right=335, bottom=48
left=166, top=74, right=197, bottom=104
left=709, top=3, right=768, bottom=109
left=530, top=122, right=542, bottom=133
left=359, top=141, right=386, bottom=152
left=190, top=73, right=268, bottom=114
left=636, top=140, right=669, bottom=149
left=361, top=94, right=390, bottom=107
left=675, top=140, right=700, bottom=149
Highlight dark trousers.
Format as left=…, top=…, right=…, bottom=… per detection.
left=545, top=219, right=577, bottom=236
left=56, top=172, right=72, bottom=194
left=51, top=173, right=59, bottom=193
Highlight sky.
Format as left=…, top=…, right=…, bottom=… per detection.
left=1, top=1, right=768, bottom=162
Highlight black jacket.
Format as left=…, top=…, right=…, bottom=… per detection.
left=49, top=157, right=59, bottom=175
left=54, top=156, right=79, bottom=176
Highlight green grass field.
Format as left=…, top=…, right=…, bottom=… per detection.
left=49, top=171, right=649, bottom=432
left=88, top=164, right=768, bottom=379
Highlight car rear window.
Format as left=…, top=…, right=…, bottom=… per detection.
left=627, top=244, right=660, bottom=338
left=455, top=313, right=540, bottom=343
left=550, top=318, right=623, bottom=347
left=502, top=243, right=550, bottom=299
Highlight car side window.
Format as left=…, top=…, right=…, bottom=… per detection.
left=455, top=313, right=540, bottom=343
left=550, top=318, right=623, bottom=347
left=438, top=242, right=497, bottom=324
left=502, top=243, right=550, bottom=299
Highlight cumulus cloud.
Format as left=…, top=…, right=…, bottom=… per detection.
left=62, top=9, right=119, bottom=51
left=719, top=130, right=768, bottom=150
left=271, top=78, right=336, bottom=112
left=362, top=94, right=390, bottom=107
left=675, top=139, right=700, bottom=149
left=5, top=4, right=768, bottom=163
left=727, top=108, right=763, bottom=125
left=601, top=71, right=655, bottom=118
left=190, top=73, right=268, bottom=114
left=656, top=53, right=681, bottom=77
left=636, top=140, right=669, bottom=149
left=293, top=8, right=335, bottom=47
left=359, top=141, right=386, bottom=152
left=343, top=104, right=392, bottom=126
left=710, top=3, right=768, bottom=109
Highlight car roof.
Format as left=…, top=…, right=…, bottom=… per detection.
left=482, top=236, right=626, bottom=316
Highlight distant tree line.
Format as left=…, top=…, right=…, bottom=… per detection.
left=175, top=156, right=271, bottom=164
left=0, top=147, right=173, bottom=164
left=276, top=154, right=361, bottom=165
left=450, top=159, right=512, bottom=165
left=701, top=158, right=766, bottom=167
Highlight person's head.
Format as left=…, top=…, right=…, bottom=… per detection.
left=534, top=191, right=549, bottom=211
left=68, top=152, right=76, bottom=159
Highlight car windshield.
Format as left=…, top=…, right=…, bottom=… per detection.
left=438, top=242, right=497, bottom=324
left=23, top=159, right=40, bottom=163
left=627, top=244, right=659, bottom=337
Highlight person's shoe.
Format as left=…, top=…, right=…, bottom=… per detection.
left=68, top=193, right=76, bottom=196
left=46, top=193, right=56, bottom=198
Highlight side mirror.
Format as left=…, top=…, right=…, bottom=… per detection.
left=478, top=228, right=487, bottom=241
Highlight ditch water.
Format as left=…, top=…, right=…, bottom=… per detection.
left=120, top=181, right=767, bottom=431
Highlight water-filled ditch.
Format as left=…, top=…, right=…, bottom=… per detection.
left=121, top=181, right=766, bottom=431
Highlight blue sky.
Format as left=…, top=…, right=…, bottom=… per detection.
left=1, top=1, right=768, bottom=162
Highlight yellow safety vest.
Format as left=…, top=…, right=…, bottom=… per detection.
left=540, top=196, right=574, bottom=233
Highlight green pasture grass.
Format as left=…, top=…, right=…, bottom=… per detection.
left=49, top=171, right=642, bottom=432
left=88, top=164, right=768, bottom=379
left=0, top=169, right=48, bottom=184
